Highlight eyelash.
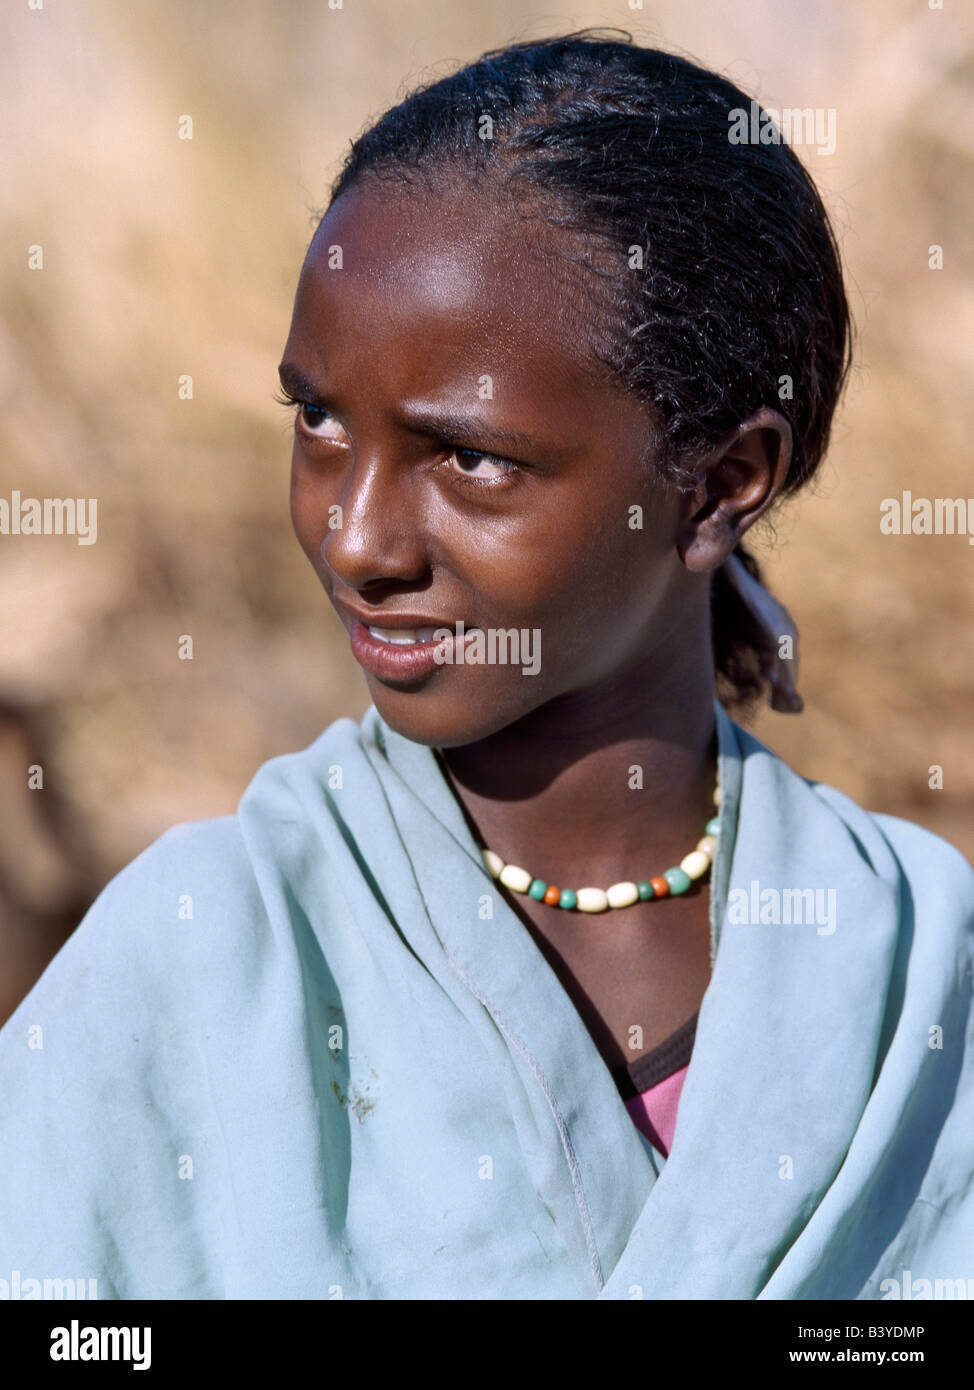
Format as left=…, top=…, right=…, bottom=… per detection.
left=273, top=388, right=520, bottom=493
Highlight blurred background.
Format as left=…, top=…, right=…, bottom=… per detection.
left=1, top=0, right=972, bottom=1020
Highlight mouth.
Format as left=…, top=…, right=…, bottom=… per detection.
left=347, top=617, right=482, bottom=683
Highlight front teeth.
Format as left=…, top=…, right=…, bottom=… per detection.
left=368, top=626, right=444, bottom=645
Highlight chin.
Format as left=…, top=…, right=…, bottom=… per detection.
left=363, top=676, right=532, bottom=748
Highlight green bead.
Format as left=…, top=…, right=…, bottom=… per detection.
left=528, top=879, right=547, bottom=900
left=559, top=889, right=577, bottom=910
left=637, top=880, right=655, bottom=900
left=705, top=816, right=721, bottom=837
left=664, top=867, right=692, bottom=895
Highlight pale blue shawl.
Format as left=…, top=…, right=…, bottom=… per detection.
left=1, top=700, right=972, bottom=1299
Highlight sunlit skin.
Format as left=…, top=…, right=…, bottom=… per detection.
left=281, top=178, right=791, bottom=1066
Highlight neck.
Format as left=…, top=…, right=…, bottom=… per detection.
left=439, top=639, right=718, bottom=884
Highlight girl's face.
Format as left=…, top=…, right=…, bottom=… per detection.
left=282, top=178, right=708, bottom=748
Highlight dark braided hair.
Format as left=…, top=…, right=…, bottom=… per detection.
left=324, top=27, right=853, bottom=714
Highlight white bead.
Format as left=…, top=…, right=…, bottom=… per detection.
left=680, top=850, right=712, bottom=881
left=575, top=887, right=609, bottom=913
left=482, top=849, right=504, bottom=879
left=713, top=784, right=722, bottom=807
left=696, top=834, right=717, bottom=857
left=499, top=864, right=532, bottom=894
left=606, top=881, right=639, bottom=909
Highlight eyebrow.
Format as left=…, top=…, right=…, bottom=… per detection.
left=277, top=361, right=541, bottom=458
left=278, top=363, right=329, bottom=405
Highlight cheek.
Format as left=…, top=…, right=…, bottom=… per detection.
left=289, top=452, right=331, bottom=570
left=463, top=495, right=671, bottom=642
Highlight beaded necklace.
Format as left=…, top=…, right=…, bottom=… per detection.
left=481, top=777, right=721, bottom=913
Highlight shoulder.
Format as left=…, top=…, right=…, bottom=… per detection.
left=0, top=814, right=253, bottom=1046
left=0, top=715, right=372, bottom=1037
left=726, top=710, right=974, bottom=926
left=809, top=780, right=974, bottom=915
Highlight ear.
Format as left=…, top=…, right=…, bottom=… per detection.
left=676, top=408, right=793, bottom=573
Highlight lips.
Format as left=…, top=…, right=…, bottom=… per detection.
left=347, top=617, right=482, bottom=682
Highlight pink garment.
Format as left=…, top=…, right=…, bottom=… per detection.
left=624, top=1063, right=690, bottom=1156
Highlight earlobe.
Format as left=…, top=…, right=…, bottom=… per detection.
left=677, top=407, right=793, bottom=573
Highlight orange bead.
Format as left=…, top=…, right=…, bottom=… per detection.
left=543, top=885, right=561, bottom=905
left=649, top=876, right=670, bottom=898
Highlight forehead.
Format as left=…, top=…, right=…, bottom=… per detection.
left=286, top=177, right=613, bottom=394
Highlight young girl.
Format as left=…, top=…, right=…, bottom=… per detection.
left=2, top=31, right=972, bottom=1301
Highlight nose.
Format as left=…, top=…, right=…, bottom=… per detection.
left=319, top=450, right=430, bottom=592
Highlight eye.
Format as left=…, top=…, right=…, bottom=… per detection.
left=443, top=448, right=517, bottom=486
left=274, top=389, right=348, bottom=446
left=295, top=403, right=348, bottom=444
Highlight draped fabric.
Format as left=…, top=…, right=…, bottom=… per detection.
left=0, top=700, right=972, bottom=1300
